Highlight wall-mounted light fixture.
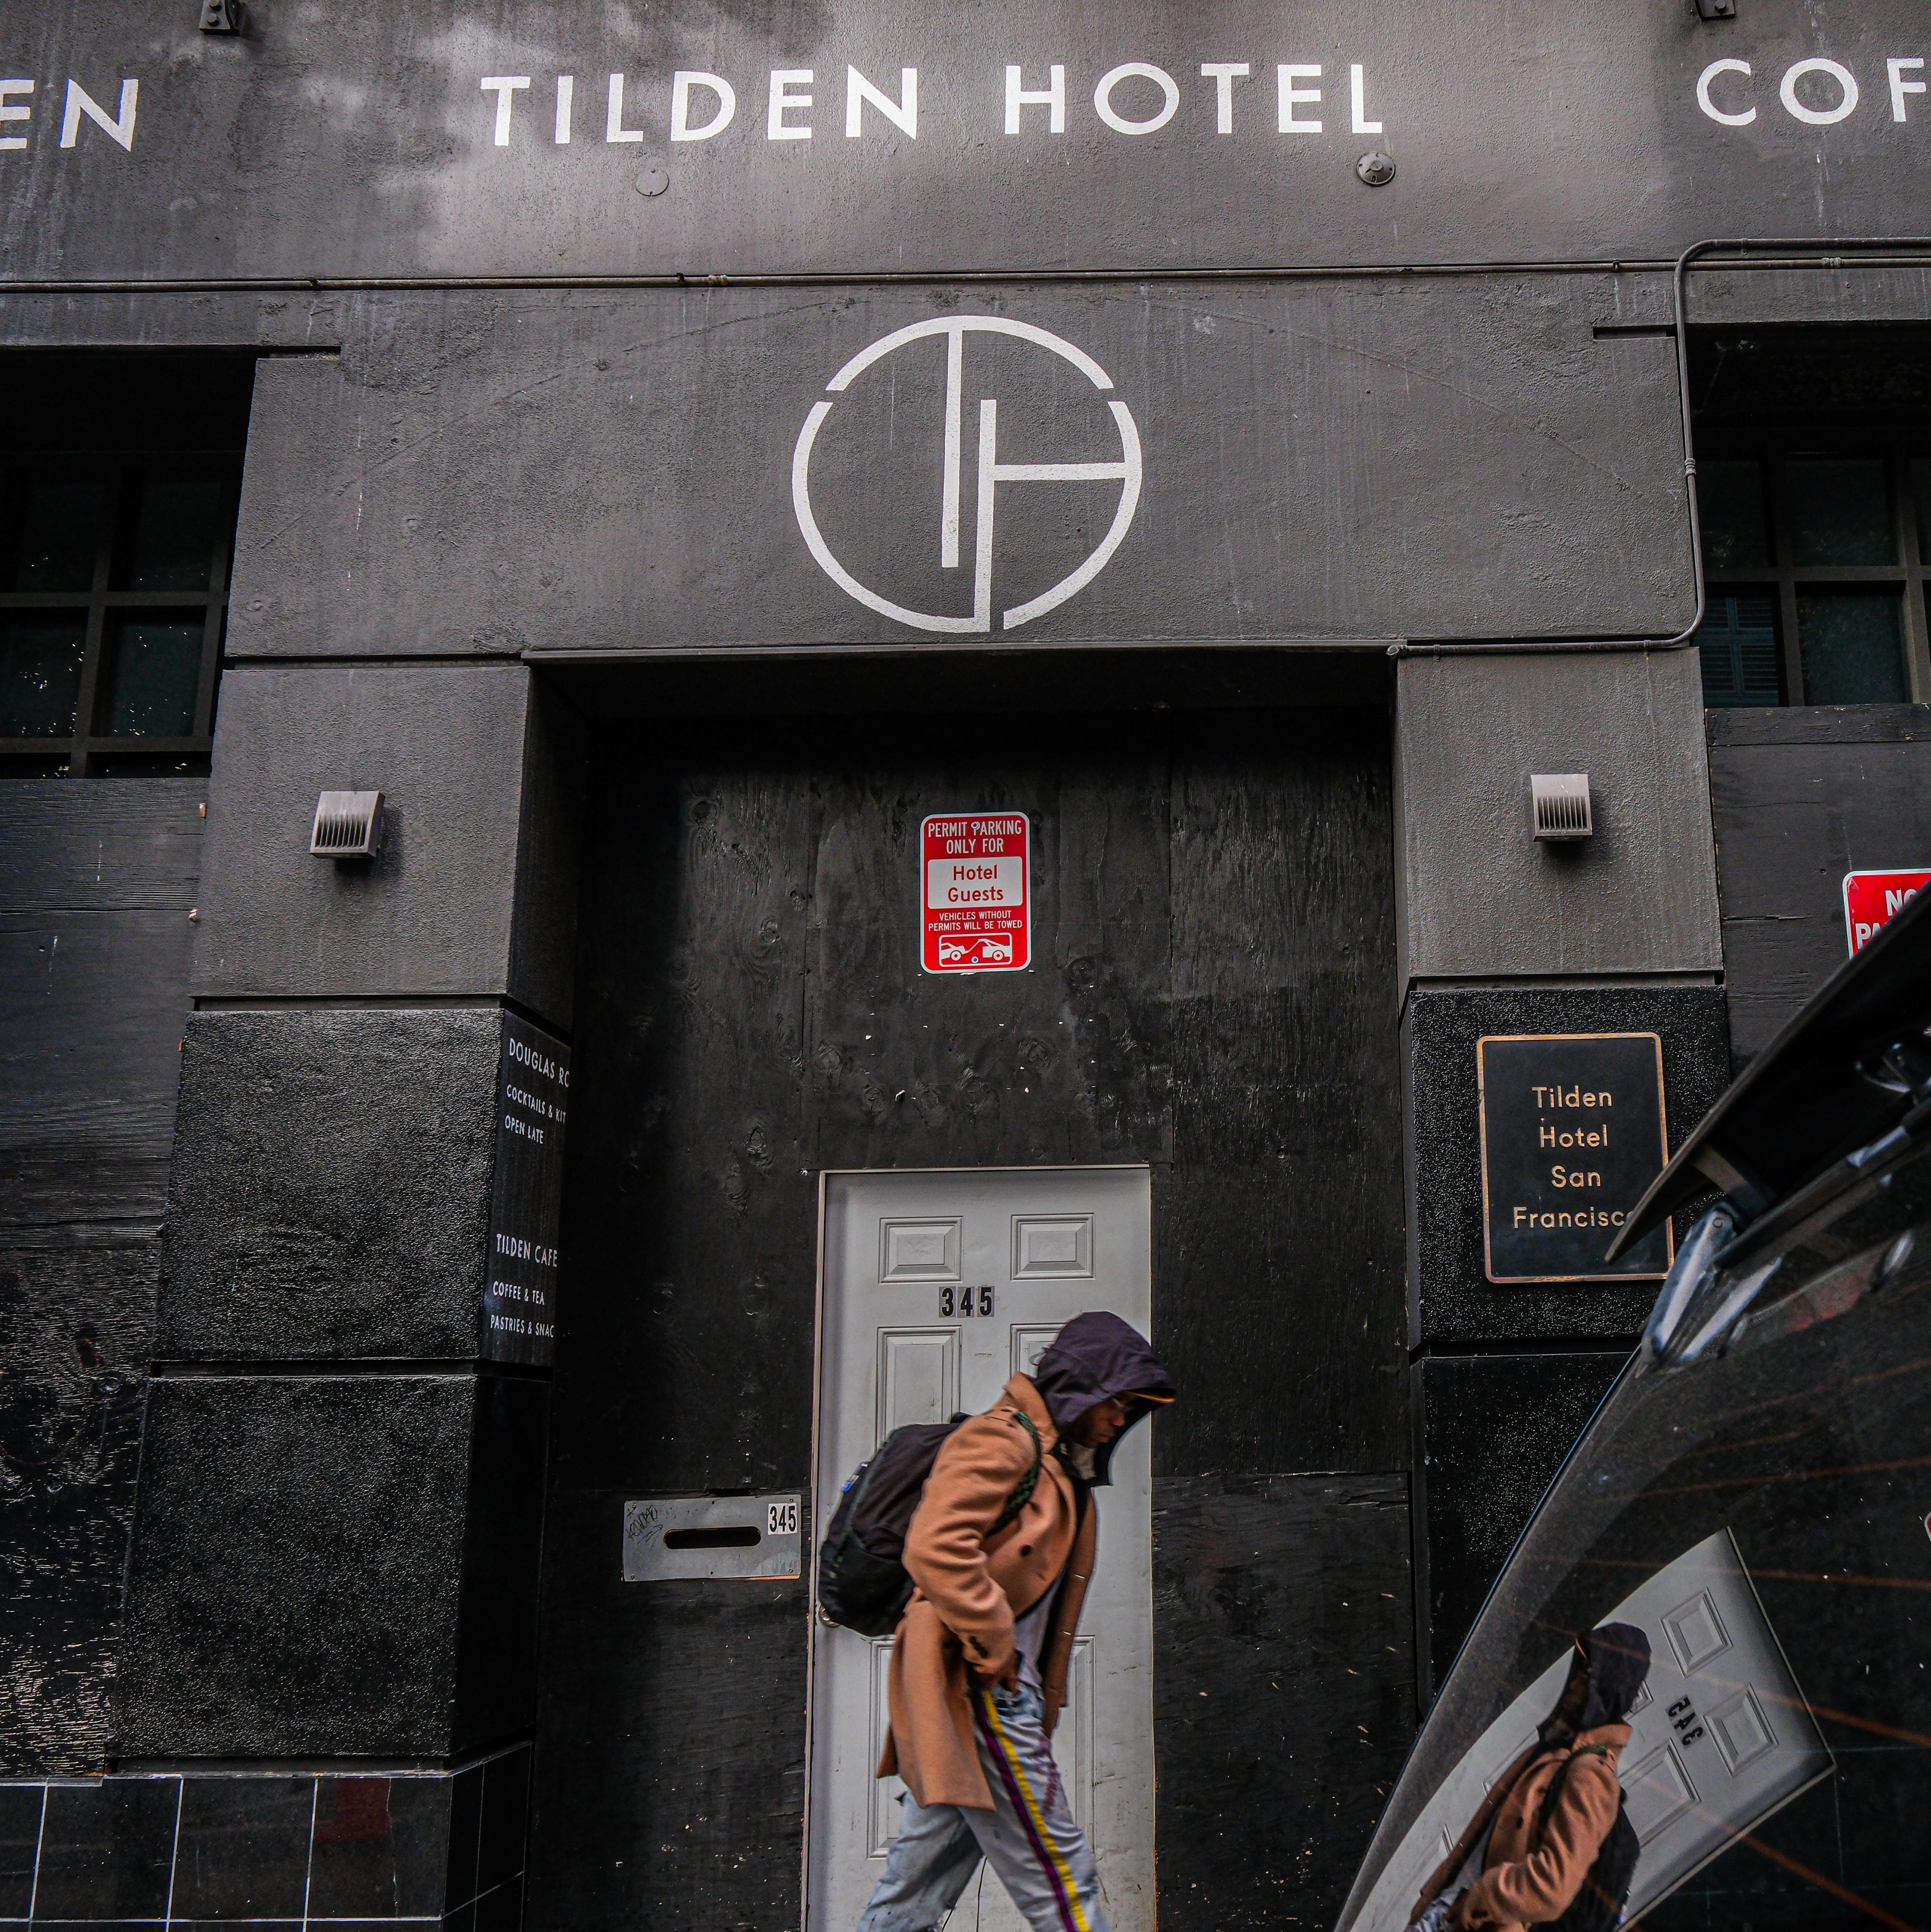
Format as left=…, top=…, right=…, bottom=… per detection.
left=310, top=790, right=384, bottom=858
left=1694, top=0, right=1736, bottom=21
left=1531, top=773, right=1593, bottom=841
left=199, top=0, right=243, bottom=31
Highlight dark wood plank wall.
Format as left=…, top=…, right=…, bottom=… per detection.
left=1707, top=706, right=1931, bottom=1063
left=0, top=779, right=203, bottom=1774
left=1164, top=721, right=1408, bottom=1477
left=1153, top=1473, right=1414, bottom=1927
left=0, top=782, right=203, bottom=1226
left=530, top=709, right=1409, bottom=1932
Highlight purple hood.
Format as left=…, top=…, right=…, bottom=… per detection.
left=1030, top=1311, right=1177, bottom=1486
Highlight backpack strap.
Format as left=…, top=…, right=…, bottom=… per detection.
left=990, top=1409, right=1043, bottom=1533
left=1533, top=1742, right=1613, bottom=1835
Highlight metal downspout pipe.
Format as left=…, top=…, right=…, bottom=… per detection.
left=1391, top=236, right=1931, bottom=656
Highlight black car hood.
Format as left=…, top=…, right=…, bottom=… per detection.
left=1610, top=882, right=1931, bottom=1257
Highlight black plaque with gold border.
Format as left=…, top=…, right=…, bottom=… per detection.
left=1477, top=1032, right=1673, bottom=1284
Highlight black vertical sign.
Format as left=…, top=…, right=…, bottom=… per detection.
left=483, top=1012, right=570, bottom=1365
left=1477, top=1032, right=1673, bottom=1284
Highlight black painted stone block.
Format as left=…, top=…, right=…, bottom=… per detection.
left=1413, top=1351, right=1627, bottom=1699
left=192, top=661, right=582, bottom=1032
left=1151, top=1472, right=1415, bottom=1932
left=1405, top=983, right=1730, bottom=1346
left=160, top=1008, right=499, bottom=1361
left=119, top=1374, right=468, bottom=1756
left=0, top=1243, right=155, bottom=1777
left=118, top=1374, right=546, bottom=1758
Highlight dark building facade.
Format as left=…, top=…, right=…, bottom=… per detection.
left=2, top=4, right=1929, bottom=1928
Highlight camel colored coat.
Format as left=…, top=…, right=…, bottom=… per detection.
left=877, top=1374, right=1095, bottom=1811
left=1412, top=1724, right=1632, bottom=1932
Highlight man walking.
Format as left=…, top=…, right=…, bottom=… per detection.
left=857, top=1311, right=1176, bottom=1932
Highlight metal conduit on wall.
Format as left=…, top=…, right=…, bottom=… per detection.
left=1393, top=236, right=1931, bottom=657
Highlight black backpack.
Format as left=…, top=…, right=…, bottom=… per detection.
left=1531, top=1744, right=1640, bottom=1932
left=817, top=1408, right=1042, bottom=1636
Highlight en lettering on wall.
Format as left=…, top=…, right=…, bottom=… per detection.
left=1842, top=869, right=1931, bottom=955
left=1476, top=1033, right=1673, bottom=1284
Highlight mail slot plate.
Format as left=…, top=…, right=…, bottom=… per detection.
left=622, top=1492, right=803, bottom=1581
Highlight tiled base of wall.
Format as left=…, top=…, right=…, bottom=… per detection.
left=0, top=1746, right=528, bottom=1932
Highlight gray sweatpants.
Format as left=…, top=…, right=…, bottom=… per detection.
left=856, top=1682, right=1112, bottom=1932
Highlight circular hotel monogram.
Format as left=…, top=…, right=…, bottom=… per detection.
left=791, top=317, right=1144, bottom=634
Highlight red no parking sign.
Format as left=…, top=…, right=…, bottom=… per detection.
left=921, top=814, right=1030, bottom=973
left=1844, top=870, right=1931, bottom=955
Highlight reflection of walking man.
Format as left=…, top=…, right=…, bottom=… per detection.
left=1408, top=1624, right=1650, bottom=1932
left=856, top=1313, right=1176, bottom=1932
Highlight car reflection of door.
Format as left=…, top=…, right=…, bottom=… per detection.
left=1355, top=1529, right=1832, bottom=1929
left=806, top=1166, right=1156, bottom=1932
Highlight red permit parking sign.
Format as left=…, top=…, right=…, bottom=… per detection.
left=922, top=814, right=1030, bottom=973
left=1844, top=869, right=1931, bottom=955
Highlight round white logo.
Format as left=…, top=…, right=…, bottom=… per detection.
left=792, top=316, right=1143, bottom=634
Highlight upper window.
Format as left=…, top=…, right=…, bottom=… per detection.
left=0, top=354, right=252, bottom=776
left=1695, top=447, right=1930, bottom=707
left=1692, top=327, right=1931, bottom=711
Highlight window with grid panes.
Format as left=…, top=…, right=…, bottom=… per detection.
left=1694, top=445, right=1931, bottom=708
left=0, top=460, right=238, bottom=774
left=0, top=353, right=252, bottom=778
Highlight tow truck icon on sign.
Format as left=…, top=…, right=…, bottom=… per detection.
left=938, top=935, right=1014, bottom=968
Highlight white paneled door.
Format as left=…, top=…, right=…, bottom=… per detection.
left=808, top=1166, right=1156, bottom=1932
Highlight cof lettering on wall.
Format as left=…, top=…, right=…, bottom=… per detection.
left=921, top=812, right=1030, bottom=972
left=1695, top=52, right=1930, bottom=128
left=1477, top=1033, right=1673, bottom=1284
left=484, top=1010, right=571, bottom=1364
left=1842, top=868, right=1931, bottom=955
